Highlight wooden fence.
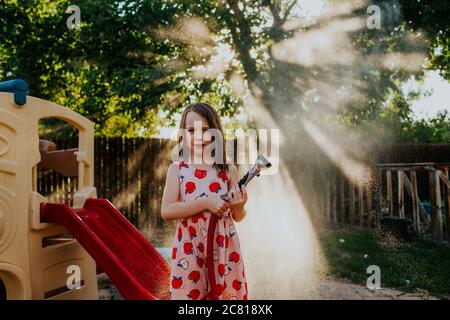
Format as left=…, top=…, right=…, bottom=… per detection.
left=37, top=137, right=175, bottom=227
left=39, top=137, right=450, bottom=242
left=325, top=162, right=450, bottom=243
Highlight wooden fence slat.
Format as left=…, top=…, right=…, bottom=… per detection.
left=444, top=169, right=450, bottom=240
left=410, top=170, right=420, bottom=233
left=136, top=137, right=142, bottom=225
left=429, top=169, right=436, bottom=240
left=123, top=137, right=130, bottom=222
left=101, top=137, right=106, bottom=199
left=112, top=138, right=119, bottom=208
left=387, top=170, right=393, bottom=217
left=104, top=136, right=110, bottom=202
left=349, top=180, right=355, bottom=225
left=375, top=169, right=382, bottom=226
left=339, top=174, right=345, bottom=224
left=148, top=139, right=155, bottom=225
left=129, top=138, right=136, bottom=224
left=96, top=136, right=103, bottom=201
left=429, top=168, right=443, bottom=242
left=156, top=138, right=163, bottom=227
left=123, top=138, right=130, bottom=220
left=435, top=169, right=450, bottom=238
left=138, top=137, right=143, bottom=225
left=434, top=170, right=444, bottom=242
left=358, top=184, right=364, bottom=227
left=118, top=137, right=125, bottom=218
left=366, top=182, right=373, bottom=226
left=332, top=173, right=337, bottom=225
left=398, top=170, right=405, bottom=218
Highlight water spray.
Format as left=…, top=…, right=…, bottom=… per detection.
left=206, top=154, right=272, bottom=299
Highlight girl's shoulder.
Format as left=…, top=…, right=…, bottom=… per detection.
left=169, top=161, right=191, bottom=180
left=166, top=162, right=180, bottom=175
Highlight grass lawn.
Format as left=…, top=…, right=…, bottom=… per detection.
left=320, top=227, right=450, bottom=298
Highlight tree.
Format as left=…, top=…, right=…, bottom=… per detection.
left=1, top=0, right=448, bottom=220
left=173, top=0, right=449, bottom=219
left=399, top=0, right=450, bottom=80
left=0, top=0, right=241, bottom=137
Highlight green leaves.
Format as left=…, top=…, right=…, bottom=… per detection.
left=1, top=0, right=448, bottom=141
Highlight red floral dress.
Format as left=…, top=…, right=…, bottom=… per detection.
left=169, top=161, right=248, bottom=300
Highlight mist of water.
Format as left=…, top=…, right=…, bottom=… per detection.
left=238, top=161, right=328, bottom=299
left=153, top=0, right=428, bottom=299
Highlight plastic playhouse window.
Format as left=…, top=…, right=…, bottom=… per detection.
left=35, top=118, right=79, bottom=207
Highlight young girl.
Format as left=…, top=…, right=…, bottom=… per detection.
left=161, top=103, right=249, bottom=300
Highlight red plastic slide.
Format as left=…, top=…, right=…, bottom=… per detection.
left=40, top=198, right=170, bottom=300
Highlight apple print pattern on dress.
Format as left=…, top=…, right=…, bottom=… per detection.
left=218, top=170, right=228, bottom=183
left=188, top=226, right=197, bottom=240
left=232, top=280, right=242, bottom=291
left=172, top=247, right=177, bottom=260
left=187, top=288, right=200, bottom=300
left=177, top=227, right=183, bottom=242
left=197, top=257, right=205, bottom=268
left=208, top=181, right=221, bottom=194
left=172, top=276, right=183, bottom=290
left=185, top=181, right=196, bottom=194
left=179, top=161, right=189, bottom=168
left=216, top=234, right=225, bottom=248
left=183, top=241, right=194, bottom=255
left=191, top=212, right=206, bottom=223
left=169, top=161, right=248, bottom=300
left=188, top=270, right=201, bottom=284
left=177, top=258, right=189, bottom=270
left=229, top=251, right=241, bottom=264
left=194, top=168, right=208, bottom=179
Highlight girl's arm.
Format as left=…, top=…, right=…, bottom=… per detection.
left=161, top=163, right=228, bottom=221
left=227, top=164, right=248, bottom=222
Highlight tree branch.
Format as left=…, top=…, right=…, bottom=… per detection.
left=268, top=0, right=282, bottom=28
left=281, top=0, right=298, bottom=24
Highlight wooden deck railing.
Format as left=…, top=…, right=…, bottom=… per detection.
left=326, top=162, right=450, bottom=243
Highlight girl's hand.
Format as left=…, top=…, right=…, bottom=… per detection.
left=228, top=185, right=248, bottom=210
left=204, top=197, right=229, bottom=219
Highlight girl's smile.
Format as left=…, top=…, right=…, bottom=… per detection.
left=185, top=111, right=213, bottom=157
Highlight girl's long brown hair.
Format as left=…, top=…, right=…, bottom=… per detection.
left=178, top=103, right=229, bottom=172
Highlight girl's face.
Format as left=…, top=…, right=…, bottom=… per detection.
left=184, top=111, right=213, bottom=157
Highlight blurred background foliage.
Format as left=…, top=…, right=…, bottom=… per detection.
left=0, top=0, right=448, bottom=142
